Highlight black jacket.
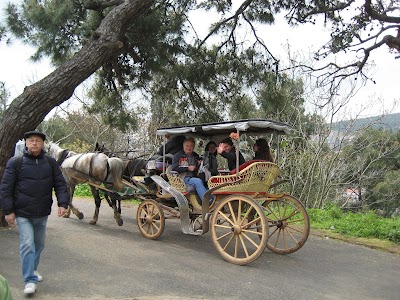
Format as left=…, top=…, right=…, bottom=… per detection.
left=0, top=149, right=69, bottom=218
left=172, top=150, right=200, bottom=177
left=157, top=135, right=186, bottom=156
left=220, top=147, right=245, bottom=171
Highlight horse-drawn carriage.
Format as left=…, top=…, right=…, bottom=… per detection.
left=50, top=119, right=310, bottom=265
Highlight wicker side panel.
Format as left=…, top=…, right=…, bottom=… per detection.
left=166, top=173, right=187, bottom=193
left=208, top=162, right=280, bottom=193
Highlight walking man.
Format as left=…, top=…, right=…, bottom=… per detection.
left=0, top=131, right=69, bottom=295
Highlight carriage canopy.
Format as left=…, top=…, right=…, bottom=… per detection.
left=156, top=119, right=292, bottom=138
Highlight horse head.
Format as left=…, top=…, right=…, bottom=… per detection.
left=95, top=142, right=117, bottom=158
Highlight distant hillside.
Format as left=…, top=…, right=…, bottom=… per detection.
left=332, top=113, right=400, bottom=132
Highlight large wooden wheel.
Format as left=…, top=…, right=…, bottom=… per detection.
left=262, top=195, right=310, bottom=254
left=137, top=199, right=165, bottom=240
left=210, top=194, right=268, bottom=265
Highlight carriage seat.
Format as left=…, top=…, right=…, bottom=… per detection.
left=165, top=167, right=196, bottom=194
left=208, top=161, right=280, bottom=194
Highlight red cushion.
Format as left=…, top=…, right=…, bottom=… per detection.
left=229, top=160, right=265, bottom=175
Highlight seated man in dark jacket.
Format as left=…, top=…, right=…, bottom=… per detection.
left=0, top=131, right=69, bottom=295
left=172, top=137, right=211, bottom=204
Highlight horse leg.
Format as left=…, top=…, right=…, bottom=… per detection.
left=65, top=185, right=84, bottom=219
left=117, top=199, right=122, bottom=214
left=104, top=192, right=123, bottom=226
left=63, top=185, right=73, bottom=218
left=89, top=186, right=101, bottom=225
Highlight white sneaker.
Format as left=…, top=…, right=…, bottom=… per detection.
left=24, top=282, right=37, bottom=294
left=34, top=270, right=43, bottom=282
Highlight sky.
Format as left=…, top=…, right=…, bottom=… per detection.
left=1, top=1, right=399, bottom=121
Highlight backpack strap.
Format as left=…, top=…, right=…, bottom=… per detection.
left=13, top=156, right=23, bottom=175
left=44, top=154, right=57, bottom=175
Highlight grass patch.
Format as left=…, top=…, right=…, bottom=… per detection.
left=73, top=184, right=141, bottom=205
left=308, top=204, right=400, bottom=244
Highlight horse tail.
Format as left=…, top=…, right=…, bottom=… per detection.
left=108, top=157, right=125, bottom=191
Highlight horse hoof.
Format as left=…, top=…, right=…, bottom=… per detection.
left=78, top=213, right=84, bottom=220
left=63, top=214, right=70, bottom=219
left=117, top=219, right=123, bottom=226
left=89, top=220, right=97, bottom=225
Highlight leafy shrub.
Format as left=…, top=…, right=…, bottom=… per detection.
left=74, top=184, right=93, bottom=197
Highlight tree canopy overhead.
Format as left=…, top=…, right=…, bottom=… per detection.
left=0, top=0, right=399, bottom=177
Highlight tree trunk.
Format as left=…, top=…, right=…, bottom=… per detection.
left=0, top=0, right=154, bottom=181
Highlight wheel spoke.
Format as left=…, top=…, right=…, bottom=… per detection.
left=222, top=233, right=235, bottom=250
left=151, top=222, right=160, bottom=231
left=237, top=199, right=242, bottom=225
left=283, top=227, right=287, bottom=249
left=216, top=230, right=233, bottom=241
left=264, top=203, right=280, bottom=220
left=273, top=228, right=282, bottom=247
left=282, top=209, right=298, bottom=221
left=234, top=235, right=239, bottom=258
left=286, top=224, right=305, bottom=234
left=242, top=216, right=261, bottom=229
left=242, top=231, right=261, bottom=248
left=239, top=235, right=249, bottom=258
left=214, top=224, right=232, bottom=230
left=285, top=226, right=302, bottom=245
left=218, top=211, right=235, bottom=226
left=227, top=201, right=238, bottom=224
left=242, top=229, right=264, bottom=236
left=239, top=205, right=254, bottom=226
left=286, top=217, right=305, bottom=224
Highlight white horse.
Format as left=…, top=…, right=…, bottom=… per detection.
left=14, top=140, right=25, bottom=157
left=47, top=143, right=126, bottom=226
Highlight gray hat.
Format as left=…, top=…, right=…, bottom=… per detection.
left=24, top=131, right=46, bottom=141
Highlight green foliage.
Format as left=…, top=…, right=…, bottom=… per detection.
left=338, top=128, right=400, bottom=212
left=74, top=184, right=93, bottom=197
left=309, top=205, right=400, bottom=243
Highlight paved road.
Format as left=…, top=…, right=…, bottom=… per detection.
left=1, top=198, right=399, bottom=300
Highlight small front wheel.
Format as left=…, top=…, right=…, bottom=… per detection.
left=137, top=200, right=165, bottom=239
left=263, top=195, right=310, bottom=254
left=210, top=195, right=268, bottom=265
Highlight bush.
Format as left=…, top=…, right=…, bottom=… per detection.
left=74, top=184, right=93, bottom=197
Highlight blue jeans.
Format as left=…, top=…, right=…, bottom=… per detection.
left=16, top=216, right=48, bottom=283
left=184, top=177, right=213, bottom=204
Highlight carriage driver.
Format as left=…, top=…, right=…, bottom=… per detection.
left=172, top=137, right=212, bottom=204
left=0, top=131, right=69, bottom=295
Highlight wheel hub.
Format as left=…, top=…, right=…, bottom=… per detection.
left=276, top=220, right=286, bottom=229
left=231, top=224, right=242, bottom=235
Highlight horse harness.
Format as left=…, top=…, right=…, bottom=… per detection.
left=71, top=152, right=111, bottom=184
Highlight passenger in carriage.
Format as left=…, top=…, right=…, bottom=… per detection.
left=203, top=141, right=219, bottom=176
left=172, top=137, right=211, bottom=203
left=198, top=141, right=219, bottom=185
left=253, top=138, right=274, bottom=162
left=157, top=133, right=186, bottom=157
left=217, top=138, right=245, bottom=171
